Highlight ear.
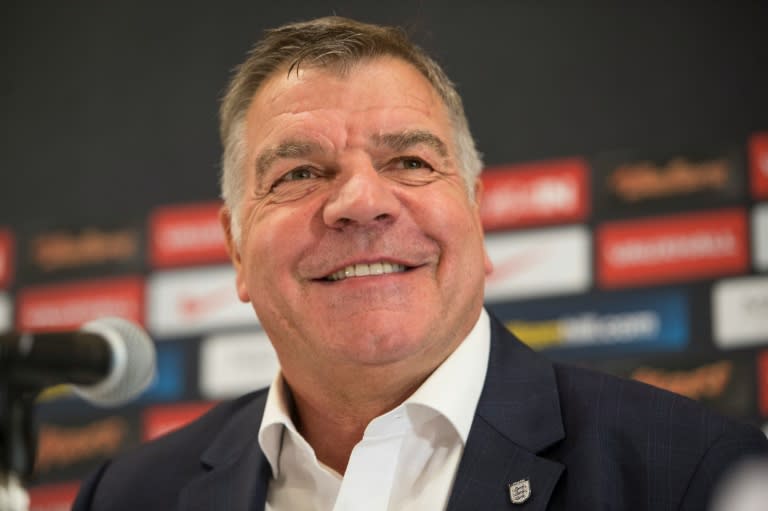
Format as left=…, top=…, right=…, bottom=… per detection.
left=473, top=178, right=494, bottom=276
left=219, top=206, right=251, bottom=303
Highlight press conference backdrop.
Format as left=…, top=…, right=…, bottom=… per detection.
left=2, top=3, right=768, bottom=508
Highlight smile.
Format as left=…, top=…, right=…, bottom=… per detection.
left=325, top=262, right=408, bottom=281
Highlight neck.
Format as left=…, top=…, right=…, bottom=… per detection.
left=275, top=307, right=483, bottom=473
left=285, top=362, right=432, bottom=474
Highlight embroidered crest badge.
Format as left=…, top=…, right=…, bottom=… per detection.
left=508, top=478, right=531, bottom=504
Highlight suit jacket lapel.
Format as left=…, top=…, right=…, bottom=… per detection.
left=447, top=315, right=566, bottom=510
left=178, top=393, right=271, bottom=511
left=176, top=313, right=564, bottom=511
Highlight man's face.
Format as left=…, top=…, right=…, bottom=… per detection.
left=224, top=56, right=492, bottom=382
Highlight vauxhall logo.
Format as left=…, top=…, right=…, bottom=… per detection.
left=31, top=228, right=139, bottom=271
left=608, top=157, right=731, bottom=202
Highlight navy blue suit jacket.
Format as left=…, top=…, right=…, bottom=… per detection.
left=73, top=315, right=768, bottom=510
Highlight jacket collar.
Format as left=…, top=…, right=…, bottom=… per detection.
left=178, top=391, right=272, bottom=511
left=446, top=314, right=565, bottom=510
left=179, top=312, right=566, bottom=511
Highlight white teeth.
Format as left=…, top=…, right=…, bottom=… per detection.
left=327, top=262, right=407, bottom=281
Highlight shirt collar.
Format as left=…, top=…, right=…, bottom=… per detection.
left=402, top=307, right=490, bottom=443
left=257, top=308, right=491, bottom=478
left=258, top=370, right=298, bottom=478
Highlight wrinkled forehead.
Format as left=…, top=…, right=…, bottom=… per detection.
left=246, top=58, right=452, bottom=144
left=253, top=55, right=453, bottom=120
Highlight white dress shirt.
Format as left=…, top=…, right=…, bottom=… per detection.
left=258, top=308, right=490, bottom=511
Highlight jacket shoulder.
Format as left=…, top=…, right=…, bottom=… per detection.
left=73, top=388, right=269, bottom=511
left=552, top=362, right=752, bottom=436
left=551, top=363, right=768, bottom=509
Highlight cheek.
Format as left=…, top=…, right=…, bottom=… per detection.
left=238, top=212, right=280, bottom=284
left=241, top=205, right=314, bottom=276
left=437, top=197, right=487, bottom=271
left=431, top=193, right=483, bottom=241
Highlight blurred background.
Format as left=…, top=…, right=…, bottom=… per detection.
left=1, top=2, right=767, bottom=508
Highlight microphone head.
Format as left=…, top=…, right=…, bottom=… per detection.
left=73, top=317, right=156, bottom=406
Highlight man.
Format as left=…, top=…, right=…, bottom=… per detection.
left=74, top=16, right=768, bottom=510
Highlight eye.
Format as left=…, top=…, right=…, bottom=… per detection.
left=283, top=166, right=316, bottom=181
left=271, top=166, right=317, bottom=190
left=395, top=157, right=432, bottom=171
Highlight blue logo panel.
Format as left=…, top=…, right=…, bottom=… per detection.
left=140, top=343, right=185, bottom=402
left=487, top=289, right=689, bottom=357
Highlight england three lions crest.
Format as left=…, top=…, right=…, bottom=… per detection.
left=509, top=478, right=531, bottom=504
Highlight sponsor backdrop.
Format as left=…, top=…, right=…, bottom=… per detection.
left=2, top=4, right=768, bottom=509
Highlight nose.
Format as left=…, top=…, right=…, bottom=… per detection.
left=323, top=166, right=401, bottom=228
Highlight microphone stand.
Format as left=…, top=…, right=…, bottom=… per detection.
left=0, top=383, right=36, bottom=511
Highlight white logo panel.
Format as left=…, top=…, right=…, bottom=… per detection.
left=0, top=293, right=11, bottom=332
left=713, top=276, right=768, bottom=348
left=200, top=330, right=279, bottom=399
left=754, top=203, right=768, bottom=271
left=484, top=226, right=591, bottom=302
left=147, top=265, right=260, bottom=338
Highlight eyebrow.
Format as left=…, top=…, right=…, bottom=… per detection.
left=255, top=140, right=324, bottom=177
left=372, top=130, right=449, bottom=158
left=254, top=130, right=450, bottom=178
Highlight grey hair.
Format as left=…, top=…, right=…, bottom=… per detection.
left=219, top=16, right=483, bottom=244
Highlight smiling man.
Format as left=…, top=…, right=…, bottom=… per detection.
left=224, top=54, right=492, bottom=477
left=74, top=16, right=768, bottom=511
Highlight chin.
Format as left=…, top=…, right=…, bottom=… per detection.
left=330, top=324, right=436, bottom=366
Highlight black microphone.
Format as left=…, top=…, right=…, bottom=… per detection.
left=0, top=317, right=156, bottom=406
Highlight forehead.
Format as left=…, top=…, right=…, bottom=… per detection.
left=244, top=56, right=452, bottom=145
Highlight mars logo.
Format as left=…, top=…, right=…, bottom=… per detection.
left=479, top=158, right=588, bottom=230
left=749, top=132, right=768, bottom=199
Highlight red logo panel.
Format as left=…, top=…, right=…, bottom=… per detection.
left=17, top=276, right=144, bottom=331
left=143, top=402, right=215, bottom=441
left=0, top=228, right=14, bottom=289
left=597, top=208, right=748, bottom=288
left=28, top=482, right=80, bottom=511
left=749, top=132, right=768, bottom=199
left=759, top=351, right=768, bottom=416
left=479, top=158, right=589, bottom=230
left=149, top=202, right=228, bottom=268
